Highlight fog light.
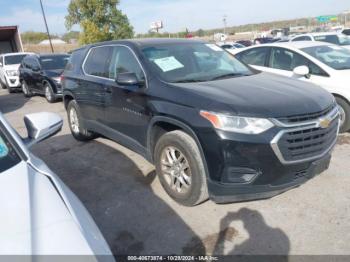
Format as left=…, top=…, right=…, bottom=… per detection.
left=224, top=167, right=260, bottom=183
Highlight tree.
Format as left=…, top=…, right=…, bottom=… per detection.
left=65, top=0, right=134, bottom=44
left=196, top=29, right=205, bottom=37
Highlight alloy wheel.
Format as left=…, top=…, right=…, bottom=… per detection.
left=338, top=105, right=346, bottom=129
left=45, top=85, right=52, bottom=101
left=160, top=146, right=192, bottom=194
left=69, top=107, right=80, bottom=134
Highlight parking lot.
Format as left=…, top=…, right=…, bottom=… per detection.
left=1, top=88, right=349, bottom=255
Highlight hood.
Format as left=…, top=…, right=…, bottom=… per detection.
left=4, top=64, right=20, bottom=71
left=43, top=69, right=64, bottom=78
left=334, top=69, right=350, bottom=78
left=172, top=72, right=334, bottom=118
left=0, top=161, right=95, bottom=255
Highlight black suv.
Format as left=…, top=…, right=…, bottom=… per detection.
left=63, top=39, right=339, bottom=206
left=19, top=54, right=70, bottom=103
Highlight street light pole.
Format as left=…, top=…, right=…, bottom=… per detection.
left=223, top=15, right=227, bottom=35
left=39, top=0, right=54, bottom=53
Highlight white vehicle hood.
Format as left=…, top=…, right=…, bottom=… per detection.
left=3, top=64, right=20, bottom=71
left=0, top=160, right=111, bottom=257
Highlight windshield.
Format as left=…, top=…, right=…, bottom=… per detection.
left=141, top=43, right=253, bottom=83
left=302, top=45, right=350, bottom=70
left=39, top=55, right=70, bottom=70
left=4, top=55, right=27, bottom=65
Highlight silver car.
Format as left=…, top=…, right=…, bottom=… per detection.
left=0, top=111, right=114, bottom=258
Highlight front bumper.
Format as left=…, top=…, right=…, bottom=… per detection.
left=5, top=76, right=21, bottom=88
left=198, top=108, right=339, bottom=204
left=209, top=153, right=331, bottom=203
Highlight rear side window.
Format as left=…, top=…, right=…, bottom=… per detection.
left=235, top=47, right=270, bottom=66
left=84, top=46, right=113, bottom=78
left=65, top=49, right=84, bottom=72
left=0, top=129, right=21, bottom=173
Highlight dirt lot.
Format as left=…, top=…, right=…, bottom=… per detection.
left=1, top=89, right=349, bottom=255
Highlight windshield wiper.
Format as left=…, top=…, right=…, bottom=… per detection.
left=210, top=73, right=249, bottom=81
left=173, top=79, right=205, bottom=83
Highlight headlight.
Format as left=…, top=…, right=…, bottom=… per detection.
left=200, top=111, right=274, bottom=134
left=6, top=70, right=19, bottom=77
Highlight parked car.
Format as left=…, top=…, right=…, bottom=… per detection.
left=253, top=37, right=278, bottom=45
left=0, top=52, right=32, bottom=93
left=0, top=111, right=113, bottom=256
left=219, top=42, right=246, bottom=49
left=219, top=43, right=246, bottom=55
left=236, top=40, right=253, bottom=47
left=341, top=28, right=350, bottom=36
left=19, top=53, right=70, bottom=103
left=289, top=32, right=350, bottom=50
left=63, top=39, right=339, bottom=206
left=233, top=41, right=350, bottom=132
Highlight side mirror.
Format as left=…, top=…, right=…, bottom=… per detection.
left=293, top=65, right=310, bottom=77
left=116, top=73, right=144, bottom=87
left=23, top=112, right=63, bottom=147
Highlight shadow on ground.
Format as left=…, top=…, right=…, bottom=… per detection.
left=32, top=134, right=290, bottom=256
left=0, top=92, right=29, bottom=114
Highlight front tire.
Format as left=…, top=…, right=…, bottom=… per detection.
left=336, top=97, right=350, bottom=133
left=44, top=83, right=56, bottom=103
left=7, top=86, right=14, bottom=94
left=154, top=130, right=209, bottom=206
left=0, top=81, right=6, bottom=89
left=22, top=81, right=31, bottom=98
left=67, top=100, right=96, bottom=141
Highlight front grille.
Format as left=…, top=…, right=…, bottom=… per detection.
left=277, top=104, right=336, bottom=124
left=277, top=118, right=338, bottom=162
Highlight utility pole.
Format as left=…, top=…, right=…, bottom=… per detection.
left=223, top=15, right=227, bottom=35
left=39, top=0, right=54, bottom=53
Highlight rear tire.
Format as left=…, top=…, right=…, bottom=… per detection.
left=336, top=97, right=350, bottom=133
left=22, top=81, right=32, bottom=98
left=44, top=82, right=56, bottom=103
left=154, top=130, right=209, bottom=206
left=67, top=100, right=97, bottom=141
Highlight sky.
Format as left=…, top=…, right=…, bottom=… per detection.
left=0, top=0, right=349, bottom=34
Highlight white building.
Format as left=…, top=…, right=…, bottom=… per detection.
left=39, top=39, right=66, bottom=45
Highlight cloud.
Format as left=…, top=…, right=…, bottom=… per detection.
left=0, top=8, right=68, bottom=34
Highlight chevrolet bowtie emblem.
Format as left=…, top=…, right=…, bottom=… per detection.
left=319, top=118, right=331, bottom=129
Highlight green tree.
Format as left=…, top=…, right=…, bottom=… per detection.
left=65, top=0, right=134, bottom=44
left=196, top=29, right=205, bottom=37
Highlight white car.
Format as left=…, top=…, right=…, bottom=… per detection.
left=219, top=42, right=245, bottom=54
left=0, top=111, right=114, bottom=258
left=233, top=41, right=350, bottom=132
left=0, top=52, right=33, bottom=93
left=289, top=32, right=350, bottom=50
